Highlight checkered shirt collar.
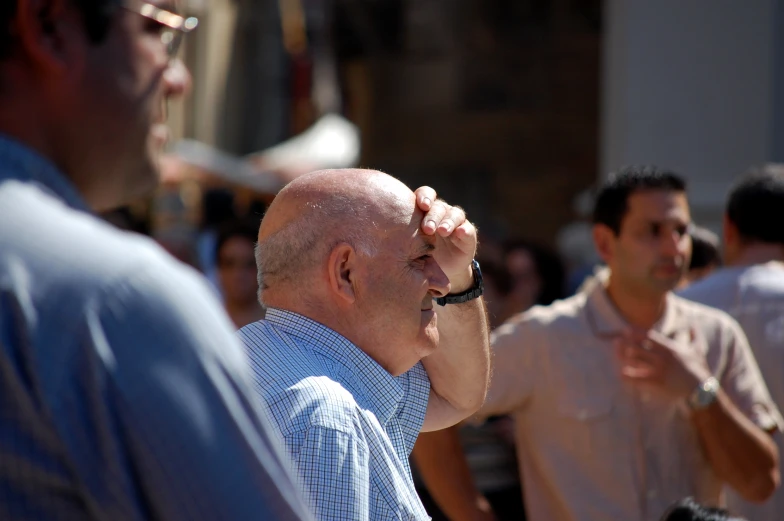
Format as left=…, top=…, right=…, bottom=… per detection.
left=265, top=308, right=405, bottom=424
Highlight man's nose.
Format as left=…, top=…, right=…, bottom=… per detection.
left=661, top=231, right=685, bottom=257
left=427, top=262, right=452, bottom=298
left=164, top=59, right=192, bottom=99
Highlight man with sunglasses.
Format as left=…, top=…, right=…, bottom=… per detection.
left=0, top=1, right=314, bottom=520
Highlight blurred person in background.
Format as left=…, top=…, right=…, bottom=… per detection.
left=678, top=225, right=722, bottom=289
left=216, top=219, right=266, bottom=328
left=680, top=164, right=784, bottom=521
left=412, top=256, right=525, bottom=521
left=0, top=1, right=313, bottom=519
left=477, top=257, right=517, bottom=328
left=504, top=239, right=567, bottom=312
left=411, top=248, right=565, bottom=520
left=659, top=497, right=746, bottom=521
left=240, top=169, right=491, bottom=520
left=197, top=188, right=238, bottom=292
left=470, top=166, right=781, bottom=521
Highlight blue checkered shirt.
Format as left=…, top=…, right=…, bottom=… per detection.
left=0, top=135, right=313, bottom=520
left=239, top=309, right=432, bottom=520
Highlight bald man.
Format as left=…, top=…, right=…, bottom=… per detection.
left=238, top=169, right=491, bottom=520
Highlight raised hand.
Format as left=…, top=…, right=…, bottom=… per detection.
left=414, top=186, right=478, bottom=292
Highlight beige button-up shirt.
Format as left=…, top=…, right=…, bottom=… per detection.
left=481, top=280, right=782, bottom=521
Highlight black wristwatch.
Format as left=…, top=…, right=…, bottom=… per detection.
left=434, top=259, right=484, bottom=306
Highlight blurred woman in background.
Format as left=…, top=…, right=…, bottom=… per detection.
left=215, top=219, right=266, bottom=329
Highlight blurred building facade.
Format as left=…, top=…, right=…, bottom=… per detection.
left=173, top=0, right=602, bottom=249
left=172, top=0, right=782, bottom=261
left=601, top=0, right=784, bottom=233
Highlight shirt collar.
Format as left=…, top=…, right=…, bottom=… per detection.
left=0, top=134, right=91, bottom=213
left=264, top=308, right=405, bottom=425
left=584, top=276, right=679, bottom=339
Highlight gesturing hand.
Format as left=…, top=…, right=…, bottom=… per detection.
left=614, top=328, right=712, bottom=400
left=414, top=186, right=478, bottom=292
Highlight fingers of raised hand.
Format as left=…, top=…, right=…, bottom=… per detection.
left=437, top=205, right=467, bottom=237
left=415, top=186, right=437, bottom=212
left=421, top=200, right=447, bottom=235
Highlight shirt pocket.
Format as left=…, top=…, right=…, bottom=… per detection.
left=554, top=354, right=615, bottom=422
left=552, top=361, right=619, bottom=459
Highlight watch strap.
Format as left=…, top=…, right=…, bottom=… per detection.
left=435, top=259, right=484, bottom=306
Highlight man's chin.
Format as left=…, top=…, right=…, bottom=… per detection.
left=418, top=327, right=439, bottom=356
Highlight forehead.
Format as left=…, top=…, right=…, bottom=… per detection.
left=622, top=189, right=690, bottom=225
left=383, top=201, right=435, bottom=252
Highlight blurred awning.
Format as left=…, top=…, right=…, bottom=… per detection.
left=165, top=113, right=361, bottom=197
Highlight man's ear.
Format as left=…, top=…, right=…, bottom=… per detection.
left=592, top=223, right=614, bottom=264
left=15, top=0, right=87, bottom=77
left=327, top=243, right=358, bottom=304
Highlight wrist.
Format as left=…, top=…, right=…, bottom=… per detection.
left=687, top=376, right=720, bottom=411
left=449, top=264, right=475, bottom=293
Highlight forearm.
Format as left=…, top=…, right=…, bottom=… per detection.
left=424, top=295, right=490, bottom=418
left=412, top=428, right=494, bottom=521
left=692, top=390, right=780, bottom=502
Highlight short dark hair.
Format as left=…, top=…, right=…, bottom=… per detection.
left=0, top=0, right=119, bottom=59
left=689, top=225, right=721, bottom=270
left=593, top=165, right=688, bottom=235
left=659, top=497, right=743, bottom=521
left=726, top=163, right=784, bottom=245
left=214, top=219, right=260, bottom=264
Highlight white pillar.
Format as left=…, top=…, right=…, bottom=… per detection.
left=600, top=0, right=777, bottom=229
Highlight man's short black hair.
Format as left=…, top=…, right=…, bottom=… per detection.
left=0, top=0, right=119, bottom=59
left=659, top=497, right=743, bottom=521
left=726, top=163, right=784, bottom=245
left=689, top=225, right=721, bottom=270
left=593, top=165, right=688, bottom=235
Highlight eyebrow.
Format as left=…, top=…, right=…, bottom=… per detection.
left=412, top=238, right=436, bottom=255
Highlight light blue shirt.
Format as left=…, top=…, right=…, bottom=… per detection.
left=0, top=135, right=313, bottom=521
left=240, top=309, right=432, bottom=521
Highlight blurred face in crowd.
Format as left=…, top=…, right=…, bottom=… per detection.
left=217, top=236, right=259, bottom=305
left=595, top=190, right=692, bottom=298
left=506, top=248, right=542, bottom=314
left=356, top=191, right=451, bottom=375
left=29, top=0, right=193, bottom=210
left=86, top=0, right=191, bottom=209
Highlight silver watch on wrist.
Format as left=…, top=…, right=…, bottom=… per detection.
left=687, top=376, right=720, bottom=410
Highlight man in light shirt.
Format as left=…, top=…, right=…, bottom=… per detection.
left=415, top=165, right=782, bottom=521
left=681, top=164, right=784, bottom=521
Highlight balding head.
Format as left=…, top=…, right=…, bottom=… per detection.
left=255, top=169, right=414, bottom=305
